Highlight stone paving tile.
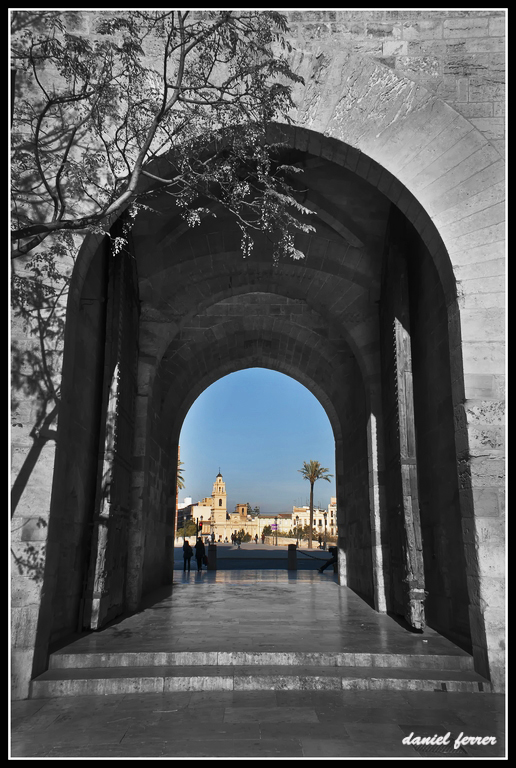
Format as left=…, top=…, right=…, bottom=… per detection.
left=122, top=738, right=305, bottom=758
left=121, top=721, right=262, bottom=743
left=401, top=690, right=504, bottom=710
left=223, top=706, right=319, bottom=724
left=10, top=740, right=55, bottom=758
left=386, top=708, right=469, bottom=727
left=300, top=737, right=422, bottom=758
left=459, top=741, right=505, bottom=758
left=259, top=721, right=353, bottom=741
left=11, top=725, right=128, bottom=748
left=10, top=699, right=47, bottom=717
left=44, top=742, right=172, bottom=757
left=226, top=690, right=278, bottom=707
left=183, top=690, right=236, bottom=707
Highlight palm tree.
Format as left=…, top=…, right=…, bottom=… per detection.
left=298, top=460, right=333, bottom=549
left=177, top=460, right=185, bottom=491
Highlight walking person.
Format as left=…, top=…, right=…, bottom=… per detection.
left=255, top=534, right=258, bottom=544
left=318, top=545, right=338, bottom=573
left=194, top=537, right=206, bottom=572
left=182, top=540, right=193, bottom=572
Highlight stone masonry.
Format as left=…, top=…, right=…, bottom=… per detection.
left=11, top=10, right=505, bottom=699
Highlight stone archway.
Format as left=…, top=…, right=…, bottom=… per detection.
left=122, top=54, right=504, bottom=687
left=13, top=48, right=504, bottom=700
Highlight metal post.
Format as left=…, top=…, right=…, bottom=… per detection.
left=207, top=543, right=217, bottom=570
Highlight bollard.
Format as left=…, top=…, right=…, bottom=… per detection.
left=287, top=543, right=297, bottom=571
left=207, top=543, right=217, bottom=571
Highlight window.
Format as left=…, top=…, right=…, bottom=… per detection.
left=219, top=499, right=222, bottom=506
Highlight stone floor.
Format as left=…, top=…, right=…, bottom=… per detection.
left=10, top=544, right=506, bottom=758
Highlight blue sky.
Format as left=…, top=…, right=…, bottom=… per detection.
left=179, top=368, right=336, bottom=516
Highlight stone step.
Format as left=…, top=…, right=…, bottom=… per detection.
left=30, top=664, right=492, bottom=698
left=49, top=650, right=475, bottom=671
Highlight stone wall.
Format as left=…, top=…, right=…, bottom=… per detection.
left=339, top=357, right=374, bottom=605
left=403, top=209, right=472, bottom=651
left=48, top=245, right=109, bottom=642
left=286, top=10, right=505, bottom=156
left=11, top=10, right=505, bottom=697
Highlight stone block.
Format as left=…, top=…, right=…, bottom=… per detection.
left=441, top=200, right=505, bottom=243
left=469, top=423, right=506, bottom=456
left=459, top=308, right=505, bottom=343
left=466, top=399, right=505, bottom=425
left=469, top=118, right=505, bottom=140
left=462, top=517, right=505, bottom=547
left=469, top=77, right=505, bottom=102
left=443, top=17, right=489, bottom=38
left=469, top=455, right=504, bottom=485
left=468, top=487, right=502, bottom=518
left=20, top=517, right=49, bottom=542
left=11, top=604, right=41, bottom=647
left=11, top=648, right=37, bottom=700
left=424, top=144, right=502, bottom=209
left=458, top=288, right=505, bottom=313
left=488, top=15, right=506, bottom=37
left=382, top=40, right=407, bottom=56
left=402, top=20, right=443, bottom=40
left=465, top=36, right=505, bottom=53
left=366, top=22, right=399, bottom=39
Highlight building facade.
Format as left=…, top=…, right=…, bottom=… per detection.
left=177, top=474, right=261, bottom=542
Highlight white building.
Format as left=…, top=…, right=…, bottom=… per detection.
left=293, top=503, right=337, bottom=538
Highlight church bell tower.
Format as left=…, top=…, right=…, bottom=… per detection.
left=212, top=471, right=227, bottom=523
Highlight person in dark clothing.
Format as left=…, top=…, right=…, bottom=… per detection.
left=194, top=537, right=206, bottom=572
left=318, top=546, right=338, bottom=573
left=183, top=540, right=193, bottom=572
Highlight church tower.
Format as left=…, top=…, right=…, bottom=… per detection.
left=212, top=471, right=227, bottom=523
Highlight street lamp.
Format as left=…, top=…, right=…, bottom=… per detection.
left=274, top=516, right=278, bottom=546
left=295, top=515, right=299, bottom=547
left=323, top=512, right=327, bottom=550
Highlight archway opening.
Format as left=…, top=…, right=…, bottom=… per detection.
left=177, top=367, right=337, bottom=551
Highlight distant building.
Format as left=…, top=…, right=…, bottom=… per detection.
left=258, top=513, right=292, bottom=534
left=289, top=503, right=337, bottom=538
left=327, top=497, right=337, bottom=537
left=176, top=473, right=261, bottom=542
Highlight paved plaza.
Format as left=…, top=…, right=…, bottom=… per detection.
left=10, top=545, right=506, bottom=758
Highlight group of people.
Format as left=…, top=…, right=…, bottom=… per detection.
left=230, top=533, right=260, bottom=546
left=182, top=538, right=206, bottom=572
